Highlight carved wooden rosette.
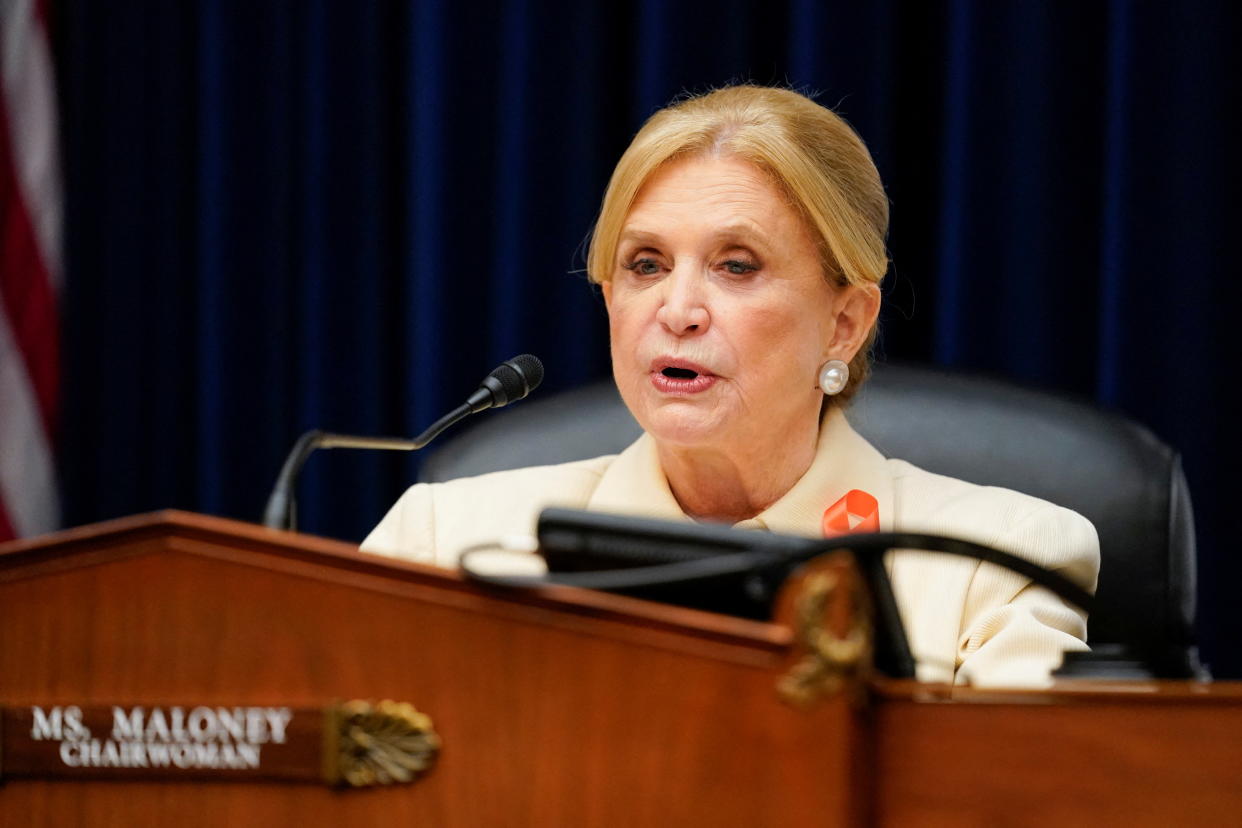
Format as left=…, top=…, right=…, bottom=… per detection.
left=322, top=699, right=440, bottom=787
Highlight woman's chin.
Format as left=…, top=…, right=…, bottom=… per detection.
left=639, top=405, right=731, bottom=449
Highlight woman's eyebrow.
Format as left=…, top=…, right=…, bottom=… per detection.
left=617, top=229, right=663, bottom=247
left=619, top=222, right=768, bottom=247
left=708, top=225, right=771, bottom=254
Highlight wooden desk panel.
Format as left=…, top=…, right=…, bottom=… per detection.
left=872, top=681, right=1242, bottom=827
left=0, top=512, right=858, bottom=828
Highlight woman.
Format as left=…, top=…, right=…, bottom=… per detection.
left=363, top=86, right=1099, bottom=686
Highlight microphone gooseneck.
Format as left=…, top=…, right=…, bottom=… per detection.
left=261, top=354, right=545, bottom=531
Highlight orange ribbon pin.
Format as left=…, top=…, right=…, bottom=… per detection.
left=821, top=489, right=879, bottom=537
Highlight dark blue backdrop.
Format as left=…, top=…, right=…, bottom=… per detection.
left=52, top=1, right=1241, bottom=675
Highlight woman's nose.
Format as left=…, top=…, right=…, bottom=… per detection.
left=655, top=267, right=710, bottom=335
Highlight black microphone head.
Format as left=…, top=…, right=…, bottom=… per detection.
left=503, top=354, right=544, bottom=398
left=472, top=354, right=544, bottom=411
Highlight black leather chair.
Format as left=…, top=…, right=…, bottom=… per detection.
left=421, top=363, right=1203, bottom=678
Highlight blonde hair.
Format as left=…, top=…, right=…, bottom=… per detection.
left=586, top=85, right=889, bottom=401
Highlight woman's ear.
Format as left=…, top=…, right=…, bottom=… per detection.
left=601, top=280, right=613, bottom=310
left=828, top=283, right=881, bottom=361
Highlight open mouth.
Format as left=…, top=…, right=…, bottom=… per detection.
left=651, top=360, right=716, bottom=394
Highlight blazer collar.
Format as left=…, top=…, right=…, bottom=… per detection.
left=586, top=406, right=895, bottom=537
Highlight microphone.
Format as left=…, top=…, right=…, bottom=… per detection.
left=466, top=353, right=544, bottom=413
left=261, top=354, right=544, bottom=531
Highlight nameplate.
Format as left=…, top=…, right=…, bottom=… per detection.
left=0, top=700, right=439, bottom=787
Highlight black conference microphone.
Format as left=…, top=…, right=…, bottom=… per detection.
left=261, top=354, right=544, bottom=531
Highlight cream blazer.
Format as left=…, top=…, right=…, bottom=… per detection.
left=362, top=407, right=1100, bottom=686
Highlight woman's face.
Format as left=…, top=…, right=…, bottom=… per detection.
left=603, top=155, right=869, bottom=453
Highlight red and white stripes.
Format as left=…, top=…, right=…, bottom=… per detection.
left=0, top=0, right=61, bottom=540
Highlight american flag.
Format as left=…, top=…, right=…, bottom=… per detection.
left=0, top=0, right=61, bottom=541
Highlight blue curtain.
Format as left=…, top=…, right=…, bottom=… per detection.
left=54, top=1, right=1242, bottom=675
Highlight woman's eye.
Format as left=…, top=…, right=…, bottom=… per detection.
left=623, top=257, right=662, bottom=276
left=722, top=259, right=759, bottom=276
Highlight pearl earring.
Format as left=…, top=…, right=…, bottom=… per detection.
left=818, top=359, right=849, bottom=396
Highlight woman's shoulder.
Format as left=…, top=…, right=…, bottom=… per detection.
left=360, top=454, right=617, bottom=566
left=884, top=457, right=1099, bottom=576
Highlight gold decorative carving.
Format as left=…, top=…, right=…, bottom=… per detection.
left=778, top=562, right=873, bottom=707
left=323, top=699, right=440, bottom=787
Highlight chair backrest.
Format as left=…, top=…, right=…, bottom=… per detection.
left=420, top=363, right=1201, bottom=677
